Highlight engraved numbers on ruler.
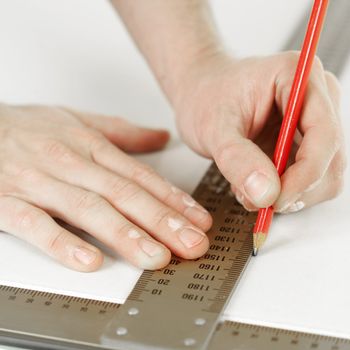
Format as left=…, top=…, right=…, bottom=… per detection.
left=102, top=164, right=259, bottom=350
left=129, top=165, right=256, bottom=310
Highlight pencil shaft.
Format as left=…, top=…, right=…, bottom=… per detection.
left=273, top=0, right=329, bottom=174
left=253, top=0, right=329, bottom=242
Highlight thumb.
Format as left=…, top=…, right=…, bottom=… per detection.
left=64, top=108, right=170, bottom=153
left=213, top=130, right=281, bottom=208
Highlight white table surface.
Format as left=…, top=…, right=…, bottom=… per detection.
left=0, top=1, right=349, bottom=349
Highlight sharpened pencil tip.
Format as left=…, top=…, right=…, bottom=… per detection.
left=253, top=232, right=267, bottom=256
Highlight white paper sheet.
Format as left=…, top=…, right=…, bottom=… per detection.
left=0, top=0, right=349, bottom=342
left=0, top=143, right=211, bottom=303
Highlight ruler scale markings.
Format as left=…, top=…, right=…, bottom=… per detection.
left=102, top=164, right=256, bottom=349
left=0, top=287, right=350, bottom=350
left=1, top=1, right=350, bottom=349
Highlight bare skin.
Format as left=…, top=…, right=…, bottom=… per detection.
left=0, top=1, right=346, bottom=271
left=0, top=104, right=211, bottom=271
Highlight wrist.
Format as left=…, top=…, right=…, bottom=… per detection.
left=170, top=52, right=243, bottom=156
left=170, top=50, right=241, bottom=109
left=161, top=43, right=224, bottom=105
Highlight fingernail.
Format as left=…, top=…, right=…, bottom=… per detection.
left=179, top=227, right=205, bottom=248
left=139, top=238, right=165, bottom=257
left=244, top=171, right=273, bottom=205
left=276, top=193, right=302, bottom=213
left=235, top=190, right=244, bottom=205
left=74, top=247, right=97, bottom=265
left=280, top=201, right=305, bottom=214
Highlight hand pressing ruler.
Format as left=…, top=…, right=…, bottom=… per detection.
left=1, top=162, right=350, bottom=350
left=1, top=1, right=350, bottom=349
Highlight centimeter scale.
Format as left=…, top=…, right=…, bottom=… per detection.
left=1, top=1, right=350, bottom=349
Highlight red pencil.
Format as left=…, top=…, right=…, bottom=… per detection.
left=253, top=0, right=329, bottom=256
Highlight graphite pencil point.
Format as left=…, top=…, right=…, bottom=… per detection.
left=253, top=232, right=267, bottom=255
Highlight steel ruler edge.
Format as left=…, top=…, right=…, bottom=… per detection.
left=1, top=1, right=350, bottom=349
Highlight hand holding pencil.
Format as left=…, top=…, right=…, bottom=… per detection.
left=172, top=1, right=346, bottom=258
left=253, top=0, right=331, bottom=254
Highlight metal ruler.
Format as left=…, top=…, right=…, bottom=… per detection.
left=1, top=1, right=350, bottom=349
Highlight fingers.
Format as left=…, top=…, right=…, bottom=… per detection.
left=18, top=173, right=172, bottom=270
left=19, top=165, right=209, bottom=268
left=232, top=184, right=259, bottom=212
left=212, top=124, right=281, bottom=208
left=45, top=157, right=208, bottom=259
left=0, top=103, right=209, bottom=272
left=48, top=108, right=211, bottom=230
left=64, top=107, right=170, bottom=153
left=89, top=140, right=212, bottom=231
left=274, top=68, right=346, bottom=213
left=37, top=132, right=212, bottom=231
left=277, top=151, right=345, bottom=214
left=324, top=71, right=342, bottom=110
left=0, top=195, right=103, bottom=272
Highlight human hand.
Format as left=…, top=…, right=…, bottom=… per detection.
left=0, top=104, right=212, bottom=271
left=173, top=52, right=347, bottom=213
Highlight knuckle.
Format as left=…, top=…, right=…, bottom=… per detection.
left=280, top=52, right=323, bottom=76
left=87, top=129, right=104, bottom=144
left=214, top=139, right=246, bottom=175
left=85, top=129, right=106, bottom=150
left=214, top=141, right=233, bottom=167
left=160, top=187, right=176, bottom=205
left=66, top=125, right=103, bottom=144
left=16, top=167, right=44, bottom=185
left=112, top=222, right=134, bottom=243
left=153, top=207, right=179, bottom=229
left=74, top=192, right=106, bottom=215
left=46, top=230, right=67, bottom=256
left=43, top=139, right=76, bottom=163
left=130, top=162, right=156, bottom=184
left=16, top=207, right=42, bottom=231
left=110, top=179, right=141, bottom=205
